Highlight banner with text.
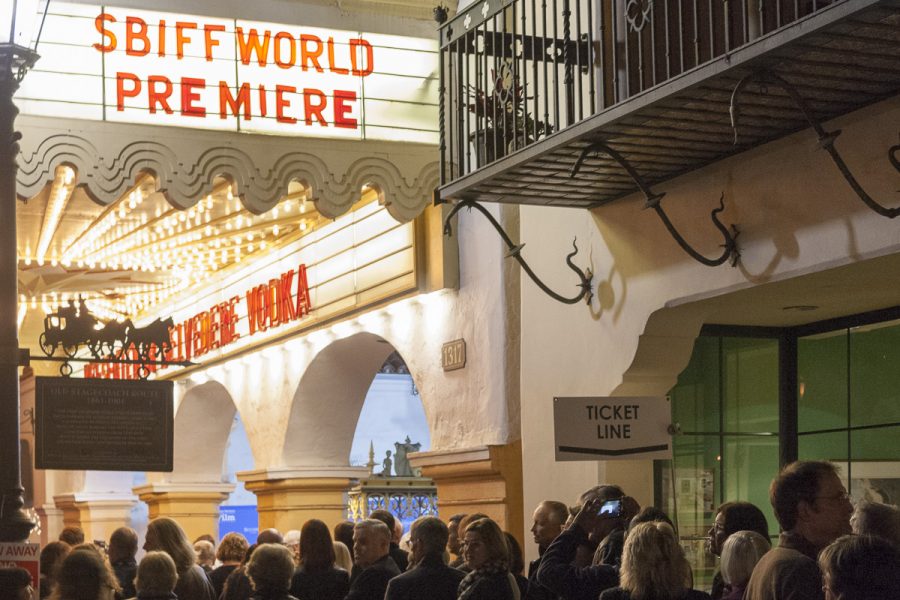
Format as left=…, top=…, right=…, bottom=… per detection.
left=553, top=396, right=672, bottom=461
left=17, top=3, right=438, bottom=144
left=0, top=543, right=40, bottom=593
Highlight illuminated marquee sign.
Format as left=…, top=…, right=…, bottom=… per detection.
left=85, top=264, right=310, bottom=379
left=18, top=3, right=438, bottom=143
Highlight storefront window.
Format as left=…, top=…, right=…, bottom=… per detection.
left=800, top=319, right=900, bottom=502
left=661, top=312, right=900, bottom=592
left=658, top=336, right=779, bottom=590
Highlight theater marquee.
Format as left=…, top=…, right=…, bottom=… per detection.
left=17, top=2, right=439, bottom=143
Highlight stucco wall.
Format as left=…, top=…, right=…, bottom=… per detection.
left=140, top=201, right=518, bottom=485
left=519, top=97, right=900, bottom=557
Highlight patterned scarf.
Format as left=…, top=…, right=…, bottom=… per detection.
left=458, top=559, right=510, bottom=599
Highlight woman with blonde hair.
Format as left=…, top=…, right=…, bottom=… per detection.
left=48, top=547, right=119, bottom=600
left=719, top=531, right=770, bottom=600
left=332, top=541, right=353, bottom=572
left=457, top=517, right=517, bottom=600
left=144, top=518, right=215, bottom=600
left=210, top=532, right=249, bottom=599
left=599, top=522, right=710, bottom=600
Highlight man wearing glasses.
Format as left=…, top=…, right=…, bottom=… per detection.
left=745, top=461, right=853, bottom=600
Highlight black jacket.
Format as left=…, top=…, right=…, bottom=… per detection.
left=526, top=556, right=559, bottom=600
left=599, top=588, right=711, bottom=600
left=221, top=566, right=252, bottom=600
left=346, top=555, right=401, bottom=600
left=389, top=543, right=410, bottom=572
left=458, top=571, right=517, bottom=600
left=290, top=566, right=349, bottom=600
left=113, top=559, right=138, bottom=600
left=384, top=554, right=465, bottom=600
left=209, top=564, right=238, bottom=600
left=535, top=527, right=619, bottom=600
left=174, top=565, right=215, bottom=600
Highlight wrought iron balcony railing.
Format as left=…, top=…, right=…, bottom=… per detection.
left=438, top=0, right=898, bottom=195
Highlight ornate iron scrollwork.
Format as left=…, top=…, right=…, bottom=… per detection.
left=443, top=199, right=594, bottom=305
left=731, top=69, right=900, bottom=219
left=625, top=0, right=654, bottom=33
left=571, top=141, right=740, bottom=267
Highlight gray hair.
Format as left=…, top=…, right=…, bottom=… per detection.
left=851, top=501, right=900, bottom=546
left=720, top=531, right=771, bottom=587
left=354, top=519, right=391, bottom=542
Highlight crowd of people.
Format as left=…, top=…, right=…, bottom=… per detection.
left=1, top=460, right=898, bottom=600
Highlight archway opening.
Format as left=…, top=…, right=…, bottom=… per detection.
left=349, top=350, right=432, bottom=532
left=219, top=413, right=258, bottom=541
left=282, top=332, right=434, bottom=532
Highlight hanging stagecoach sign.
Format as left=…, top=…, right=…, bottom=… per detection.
left=34, top=376, right=174, bottom=472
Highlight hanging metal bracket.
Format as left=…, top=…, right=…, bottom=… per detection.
left=571, top=141, right=740, bottom=267
left=443, top=199, right=594, bottom=305
left=731, top=69, right=900, bottom=218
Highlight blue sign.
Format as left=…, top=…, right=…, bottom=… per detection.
left=219, top=505, right=258, bottom=541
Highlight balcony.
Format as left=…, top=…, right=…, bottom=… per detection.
left=437, top=0, right=900, bottom=208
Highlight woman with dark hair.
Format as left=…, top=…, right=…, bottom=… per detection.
left=144, top=518, right=215, bottom=600
left=599, top=522, right=710, bottom=600
left=504, top=532, right=528, bottom=597
left=48, top=547, right=119, bottom=600
left=289, top=519, right=349, bottom=600
left=457, top=518, right=517, bottom=600
left=38, top=541, right=71, bottom=599
left=819, top=534, right=900, bottom=600
left=210, top=532, right=249, bottom=599
left=0, top=567, right=34, bottom=600
left=706, top=502, right=769, bottom=600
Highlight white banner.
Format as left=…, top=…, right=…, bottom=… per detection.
left=16, top=3, right=439, bottom=144
left=553, top=396, right=673, bottom=461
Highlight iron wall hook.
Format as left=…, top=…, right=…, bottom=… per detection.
left=731, top=69, right=900, bottom=219
left=571, top=141, right=740, bottom=267
left=443, top=199, right=594, bottom=305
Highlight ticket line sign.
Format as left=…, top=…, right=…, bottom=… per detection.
left=553, top=396, right=672, bottom=461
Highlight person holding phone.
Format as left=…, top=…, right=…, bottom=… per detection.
left=535, top=487, right=640, bottom=600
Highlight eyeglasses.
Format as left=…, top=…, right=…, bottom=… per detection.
left=815, top=492, right=851, bottom=503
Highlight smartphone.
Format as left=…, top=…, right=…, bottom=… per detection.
left=597, top=499, right=623, bottom=517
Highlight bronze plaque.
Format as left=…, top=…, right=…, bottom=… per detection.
left=441, top=338, right=466, bottom=371
left=35, top=377, right=174, bottom=472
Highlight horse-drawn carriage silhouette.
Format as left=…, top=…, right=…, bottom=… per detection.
left=40, top=300, right=174, bottom=361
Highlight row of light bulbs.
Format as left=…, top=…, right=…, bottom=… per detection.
left=19, top=167, right=320, bottom=323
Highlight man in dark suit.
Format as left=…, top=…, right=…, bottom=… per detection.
left=346, top=519, right=400, bottom=600
left=527, top=501, right=567, bottom=600
left=385, top=516, right=465, bottom=600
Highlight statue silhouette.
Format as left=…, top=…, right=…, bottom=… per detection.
left=380, top=450, right=393, bottom=477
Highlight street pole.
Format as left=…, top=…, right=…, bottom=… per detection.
left=0, top=57, right=36, bottom=543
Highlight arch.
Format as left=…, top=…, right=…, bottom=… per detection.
left=171, top=381, right=245, bottom=482
left=613, top=251, right=900, bottom=397
left=281, top=332, right=398, bottom=467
